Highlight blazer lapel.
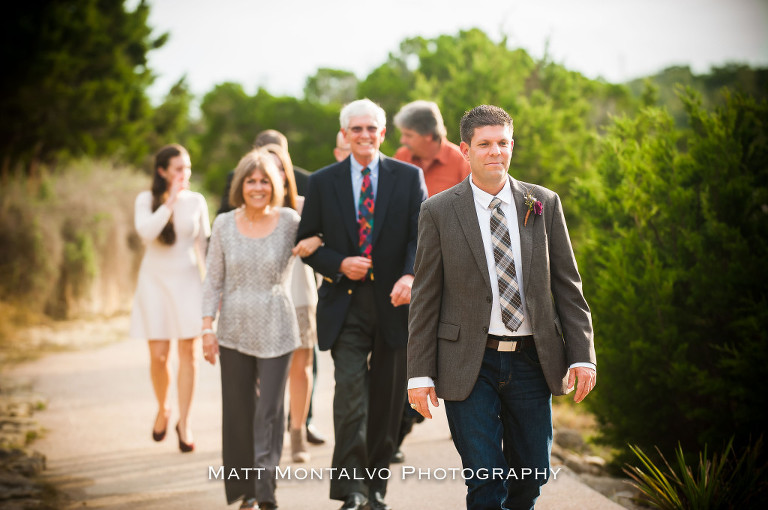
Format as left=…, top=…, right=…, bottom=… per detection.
left=511, top=177, right=534, bottom=295
left=333, top=159, right=358, bottom=246
left=371, top=156, right=394, bottom=247
left=452, top=178, right=492, bottom=290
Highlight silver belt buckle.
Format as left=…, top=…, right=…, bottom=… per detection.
left=497, top=340, right=517, bottom=352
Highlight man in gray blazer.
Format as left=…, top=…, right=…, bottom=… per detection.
left=407, top=105, right=596, bottom=510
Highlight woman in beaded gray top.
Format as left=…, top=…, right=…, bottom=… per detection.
left=200, top=149, right=319, bottom=510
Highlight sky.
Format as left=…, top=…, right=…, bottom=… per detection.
left=139, top=0, right=768, bottom=104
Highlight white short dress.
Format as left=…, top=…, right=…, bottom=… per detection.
left=290, top=257, right=318, bottom=349
left=290, top=197, right=319, bottom=349
left=129, top=190, right=210, bottom=340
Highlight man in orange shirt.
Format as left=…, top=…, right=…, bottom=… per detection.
left=391, top=101, right=470, bottom=463
left=394, top=100, right=470, bottom=197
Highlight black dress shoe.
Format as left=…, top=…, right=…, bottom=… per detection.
left=239, top=498, right=258, bottom=509
left=339, top=492, right=367, bottom=510
left=390, top=448, right=405, bottom=463
left=368, top=491, right=390, bottom=510
left=306, top=423, right=326, bottom=445
left=259, top=502, right=278, bottom=510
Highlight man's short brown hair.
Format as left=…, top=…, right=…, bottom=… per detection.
left=460, top=105, right=513, bottom=145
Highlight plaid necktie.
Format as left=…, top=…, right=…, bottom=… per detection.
left=489, top=197, right=524, bottom=331
left=357, top=167, right=374, bottom=270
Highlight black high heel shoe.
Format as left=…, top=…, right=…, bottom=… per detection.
left=152, top=427, right=167, bottom=442
left=152, top=411, right=170, bottom=442
left=175, top=423, right=194, bottom=453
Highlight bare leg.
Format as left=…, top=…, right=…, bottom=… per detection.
left=177, top=337, right=199, bottom=443
left=148, top=340, right=172, bottom=434
left=289, top=347, right=313, bottom=430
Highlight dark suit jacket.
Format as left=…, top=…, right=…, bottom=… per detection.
left=297, top=155, right=428, bottom=351
left=293, top=166, right=310, bottom=196
left=217, top=166, right=311, bottom=216
left=407, top=176, right=596, bottom=398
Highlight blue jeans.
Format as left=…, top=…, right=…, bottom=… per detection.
left=445, top=345, right=553, bottom=510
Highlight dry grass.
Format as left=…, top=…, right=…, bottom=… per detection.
left=0, top=302, right=52, bottom=365
left=553, top=395, right=618, bottom=462
left=0, top=160, right=219, bottom=368
left=1, top=160, right=147, bottom=313
left=0, top=311, right=131, bottom=367
left=0, top=160, right=150, bottom=364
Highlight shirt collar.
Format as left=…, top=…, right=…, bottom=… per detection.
left=411, top=138, right=448, bottom=166
left=469, top=175, right=513, bottom=209
left=433, top=138, right=451, bottom=165
left=350, top=153, right=381, bottom=175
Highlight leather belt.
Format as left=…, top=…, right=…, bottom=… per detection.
left=486, top=334, right=533, bottom=352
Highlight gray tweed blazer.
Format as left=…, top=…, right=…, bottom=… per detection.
left=407, top=176, right=595, bottom=399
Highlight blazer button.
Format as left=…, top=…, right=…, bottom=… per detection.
left=347, top=289, right=353, bottom=295
left=486, top=296, right=492, bottom=303
left=482, top=326, right=488, bottom=333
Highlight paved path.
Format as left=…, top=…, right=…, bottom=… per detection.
left=9, top=337, right=623, bottom=509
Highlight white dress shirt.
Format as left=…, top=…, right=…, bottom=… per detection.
left=470, top=177, right=533, bottom=337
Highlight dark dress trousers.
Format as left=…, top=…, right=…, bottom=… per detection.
left=297, top=155, right=427, bottom=500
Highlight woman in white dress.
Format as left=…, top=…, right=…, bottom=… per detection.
left=129, top=144, right=210, bottom=452
left=262, top=144, right=321, bottom=463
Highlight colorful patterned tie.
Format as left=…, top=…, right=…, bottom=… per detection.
left=489, top=197, right=524, bottom=331
left=357, top=167, right=374, bottom=278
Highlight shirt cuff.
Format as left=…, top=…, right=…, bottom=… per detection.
left=407, top=376, right=435, bottom=389
left=569, top=362, right=596, bottom=372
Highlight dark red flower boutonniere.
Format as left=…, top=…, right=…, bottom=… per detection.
left=523, top=187, right=543, bottom=226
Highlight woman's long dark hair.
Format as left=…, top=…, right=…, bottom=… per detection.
left=151, top=144, right=188, bottom=245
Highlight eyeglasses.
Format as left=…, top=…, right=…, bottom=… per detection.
left=347, top=125, right=380, bottom=134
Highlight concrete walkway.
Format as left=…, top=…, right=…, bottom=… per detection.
left=9, top=337, right=623, bottom=509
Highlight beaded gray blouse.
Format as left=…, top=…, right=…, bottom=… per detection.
left=202, top=208, right=301, bottom=358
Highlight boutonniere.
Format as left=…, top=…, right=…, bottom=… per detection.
left=523, top=187, right=543, bottom=226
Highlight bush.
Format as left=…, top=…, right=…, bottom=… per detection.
left=576, top=91, right=768, bottom=463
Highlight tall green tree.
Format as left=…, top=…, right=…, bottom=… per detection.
left=195, top=84, right=339, bottom=193
left=0, top=0, right=165, bottom=176
left=369, top=29, right=634, bottom=242
left=304, top=68, right=358, bottom=105
left=146, top=77, right=195, bottom=158
left=195, top=83, right=257, bottom=192
left=626, top=64, right=768, bottom=127
left=577, top=91, right=768, bottom=462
